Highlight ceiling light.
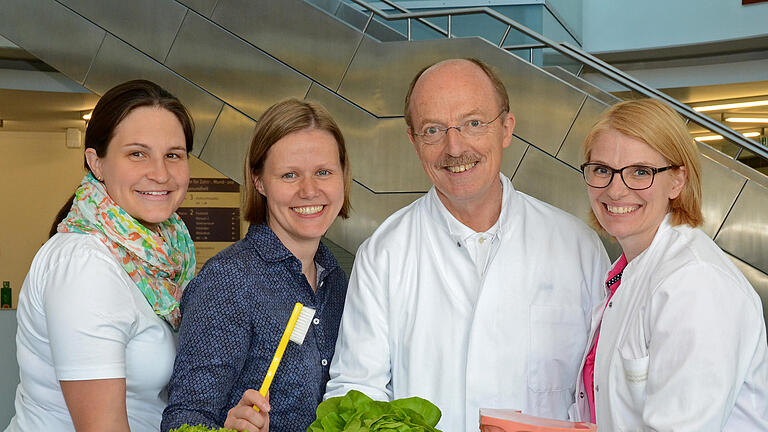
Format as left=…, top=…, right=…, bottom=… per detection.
left=724, top=117, right=768, bottom=124
left=82, top=111, right=92, bottom=120
left=694, top=135, right=723, bottom=142
left=693, top=100, right=768, bottom=112
left=694, top=131, right=762, bottom=142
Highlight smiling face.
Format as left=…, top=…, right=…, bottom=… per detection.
left=407, top=60, right=515, bottom=215
left=254, top=128, right=345, bottom=252
left=85, top=106, right=190, bottom=230
left=587, top=128, right=686, bottom=260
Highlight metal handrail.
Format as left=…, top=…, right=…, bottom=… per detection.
left=344, top=0, right=768, bottom=163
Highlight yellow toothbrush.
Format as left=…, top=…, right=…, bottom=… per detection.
left=254, top=302, right=316, bottom=411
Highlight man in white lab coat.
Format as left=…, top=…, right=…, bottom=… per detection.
left=325, top=58, right=610, bottom=431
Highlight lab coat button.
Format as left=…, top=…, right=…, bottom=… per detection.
left=608, top=301, right=613, bottom=308
left=456, top=241, right=461, bottom=247
left=321, top=359, right=328, bottom=366
left=595, top=385, right=599, bottom=392
left=313, top=318, right=320, bottom=325
left=579, top=392, right=584, bottom=398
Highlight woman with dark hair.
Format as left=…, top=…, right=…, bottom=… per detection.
left=162, top=98, right=351, bottom=432
left=571, top=99, right=768, bottom=430
left=6, top=80, right=197, bottom=432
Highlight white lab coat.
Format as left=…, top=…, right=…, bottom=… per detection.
left=326, top=175, right=609, bottom=431
left=570, top=215, right=768, bottom=431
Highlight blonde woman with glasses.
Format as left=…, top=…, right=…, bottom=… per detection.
left=570, top=98, right=768, bottom=431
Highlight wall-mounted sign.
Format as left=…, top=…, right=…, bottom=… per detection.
left=178, top=177, right=242, bottom=273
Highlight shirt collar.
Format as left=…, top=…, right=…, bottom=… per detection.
left=427, top=173, right=513, bottom=243
left=628, top=212, right=675, bottom=264
left=611, top=212, right=676, bottom=292
left=245, top=223, right=339, bottom=273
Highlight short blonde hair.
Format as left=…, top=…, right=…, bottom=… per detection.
left=242, top=99, right=351, bottom=225
left=583, top=99, right=703, bottom=228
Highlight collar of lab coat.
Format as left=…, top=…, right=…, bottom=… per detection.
left=609, top=213, right=675, bottom=296
left=426, top=173, right=516, bottom=246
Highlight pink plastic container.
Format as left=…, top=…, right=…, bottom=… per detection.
left=479, top=409, right=597, bottom=432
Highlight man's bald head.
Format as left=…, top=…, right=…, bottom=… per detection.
left=403, top=58, right=510, bottom=129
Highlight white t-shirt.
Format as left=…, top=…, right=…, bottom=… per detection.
left=5, top=233, right=176, bottom=432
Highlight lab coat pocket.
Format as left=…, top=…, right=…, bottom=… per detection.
left=528, top=305, right=587, bottom=393
left=620, top=354, right=649, bottom=406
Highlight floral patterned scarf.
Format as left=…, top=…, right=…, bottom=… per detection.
left=58, top=172, right=196, bottom=330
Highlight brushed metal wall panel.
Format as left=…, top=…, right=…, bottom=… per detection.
left=511, top=145, right=622, bottom=259
left=557, top=96, right=607, bottom=168
left=699, top=154, right=746, bottom=238
left=544, top=66, right=621, bottom=106
left=177, top=0, right=219, bottom=17
left=500, top=135, right=529, bottom=179
left=321, top=236, right=355, bottom=278
left=211, top=0, right=363, bottom=91
left=306, top=84, right=431, bottom=193
left=325, top=182, right=422, bottom=253
left=716, top=180, right=768, bottom=274
left=198, top=105, right=256, bottom=185
left=165, top=11, right=311, bottom=121
left=84, top=35, right=223, bottom=156
left=729, top=254, right=768, bottom=332
left=338, top=36, right=586, bottom=156
left=699, top=142, right=768, bottom=187
left=512, top=145, right=592, bottom=224
left=0, top=0, right=104, bottom=84
left=304, top=0, right=340, bottom=15
left=59, top=0, right=187, bottom=62
left=318, top=0, right=408, bottom=42
left=304, top=0, right=406, bottom=42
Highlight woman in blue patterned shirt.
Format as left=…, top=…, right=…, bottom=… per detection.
left=162, top=99, right=351, bottom=432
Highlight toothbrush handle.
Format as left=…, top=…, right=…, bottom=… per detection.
left=254, top=302, right=303, bottom=410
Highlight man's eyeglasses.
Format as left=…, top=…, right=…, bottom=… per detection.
left=580, top=163, right=678, bottom=191
left=411, top=110, right=507, bottom=145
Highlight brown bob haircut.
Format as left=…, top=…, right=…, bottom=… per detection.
left=583, top=98, right=703, bottom=228
left=242, top=98, right=351, bottom=225
left=403, top=58, right=510, bottom=128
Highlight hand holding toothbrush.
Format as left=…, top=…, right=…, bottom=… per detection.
left=222, top=302, right=314, bottom=431
left=224, top=389, right=270, bottom=432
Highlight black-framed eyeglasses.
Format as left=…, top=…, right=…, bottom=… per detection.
left=580, top=163, right=678, bottom=190
left=411, top=110, right=507, bottom=145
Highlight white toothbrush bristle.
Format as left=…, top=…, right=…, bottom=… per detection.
left=289, top=306, right=316, bottom=345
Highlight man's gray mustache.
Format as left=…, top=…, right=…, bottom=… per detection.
left=436, top=152, right=482, bottom=168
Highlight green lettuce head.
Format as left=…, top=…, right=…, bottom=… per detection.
left=308, top=390, right=442, bottom=431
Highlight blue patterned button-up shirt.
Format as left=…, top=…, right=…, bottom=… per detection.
left=161, top=223, right=347, bottom=432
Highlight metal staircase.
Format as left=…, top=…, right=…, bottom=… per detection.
left=1, top=0, right=766, bottom=318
